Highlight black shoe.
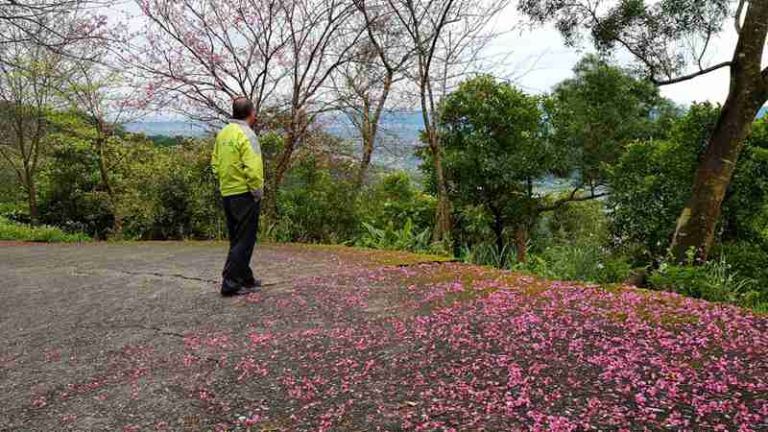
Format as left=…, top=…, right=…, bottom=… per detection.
left=221, top=286, right=257, bottom=297
left=243, top=277, right=262, bottom=288
left=221, top=279, right=257, bottom=297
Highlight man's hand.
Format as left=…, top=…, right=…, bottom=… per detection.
left=251, top=188, right=263, bottom=202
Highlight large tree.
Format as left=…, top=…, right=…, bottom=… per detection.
left=548, top=55, right=678, bottom=191
left=437, top=75, right=554, bottom=264
left=520, top=0, right=768, bottom=262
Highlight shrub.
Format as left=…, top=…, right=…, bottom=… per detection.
left=275, top=155, right=359, bottom=243
left=38, top=138, right=115, bottom=238
left=521, top=244, right=632, bottom=284
left=649, top=256, right=763, bottom=308
left=459, top=242, right=510, bottom=269
left=0, top=216, right=90, bottom=242
left=538, top=200, right=609, bottom=248
left=356, top=218, right=432, bottom=252
left=359, top=171, right=435, bottom=232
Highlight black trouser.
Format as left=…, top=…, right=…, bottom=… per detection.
left=222, top=192, right=260, bottom=287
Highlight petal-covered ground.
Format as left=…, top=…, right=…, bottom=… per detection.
left=1, top=242, right=766, bottom=431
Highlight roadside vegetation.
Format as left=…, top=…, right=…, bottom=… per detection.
left=0, top=216, right=89, bottom=243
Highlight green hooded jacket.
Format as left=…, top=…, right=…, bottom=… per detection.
left=211, top=120, right=264, bottom=197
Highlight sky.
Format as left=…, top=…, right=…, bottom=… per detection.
left=115, top=1, right=762, bottom=109
left=488, top=6, right=744, bottom=106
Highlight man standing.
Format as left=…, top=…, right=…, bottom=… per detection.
left=211, top=97, right=264, bottom=296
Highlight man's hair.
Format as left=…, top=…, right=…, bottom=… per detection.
left=232, top=97, right=254, bottom=120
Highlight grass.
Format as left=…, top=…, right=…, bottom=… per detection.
left=0, top=216, right=90, bottom=243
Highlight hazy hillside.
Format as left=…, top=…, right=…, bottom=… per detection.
left=126, top=105, right=768, bottom=173
left=127, top=112, right=426, bottom=171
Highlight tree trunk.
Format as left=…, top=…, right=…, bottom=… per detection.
left=670, top=0, right=768, bottom=263
left=25, top=170, right=38, bottom=224
left=489, top=205, right=505, bottom=267
left=431, top=143, right=452, bottom=242
left=264, top=123, right=301, bottom=220
left=96, top=135, right=122, bottom=237
left=356, top=128, right=374, bottom=188
left=515, top=225, right=528, bottom=264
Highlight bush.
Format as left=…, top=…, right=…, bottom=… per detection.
left=124, top=146, right=224, bottom=240
left=356, top=218, right=432, bottom=252
left=536, top=200, right=609, bottom=249
left=649, top=257, right=763, bottom=308
left=521, top=244, right=632, bottom=284
left=0, top=216, right=90, bottom=242
left=359, top=171, right=435, bottom=232
left=351, top=171, right=437, bottom=252
left=714, top=242, right=768, bottom=290
left=459, top=242, right=510, bottom=269
left=39, top=137, right=115, bottom=238
left=273, top=155, right=360, bottom=243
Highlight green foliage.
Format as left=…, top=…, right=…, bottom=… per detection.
left=0, top=201, right=30, bottom=224
left=39, top=122, right=225, bottom=240
left=547, top=55, right=675, bottom=185
left=119, top=141, right=224, bottom=240
left=536, top=198, right=609, bottom=248
left=460, top=242, right=511, bottom=269
left=432, top=75, right=550, bottom=260
left=650, top=256, right=762, bottom=308
left=0, top=216, right=90, bottom=242
left=273, top=155, right=359, bottom=243
left=259, top=131, right=286, bottom=183
left=710, top=242, right=768, bottom=310
left=359, top=171, right=435, bottom=233
left=0, top=166, right=22, bottom=204
left=520, top=244, right=632, bottom=284
left=39, top=128, right=115, bottom=238
left=356, top=219, right=432, bottom=253
left=722, top=119, right=768, bottom=242
left=607, top=103, right=719, bottom=260
left=439, top=75, right=549, bottom=203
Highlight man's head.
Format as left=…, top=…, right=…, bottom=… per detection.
left=232, top=97, right=256, bottom=127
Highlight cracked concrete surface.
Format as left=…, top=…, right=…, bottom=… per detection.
left=0, top=241, right=353, bottom=430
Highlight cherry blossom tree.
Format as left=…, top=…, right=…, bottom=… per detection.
left=136, top=0, right=361, bottom=216
left=0, top=1, right=108, bottom=60
left=134, top=0, right=291, bottom=124
left=263, top=0, right=363, bottom=215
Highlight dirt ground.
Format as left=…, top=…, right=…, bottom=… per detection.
left=1, top=242, right=766, bottom=431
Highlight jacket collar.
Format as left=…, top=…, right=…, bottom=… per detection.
left=230, top=119, right=252, bottom=128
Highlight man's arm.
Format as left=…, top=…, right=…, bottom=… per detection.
left=239, top=133, right=264, bottom=192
